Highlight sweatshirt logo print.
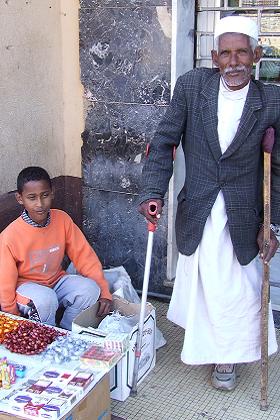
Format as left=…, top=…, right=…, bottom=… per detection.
left=29, top=245, right=60, bottom=274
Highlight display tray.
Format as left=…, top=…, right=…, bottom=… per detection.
left=0, top=373, right=111, bottom=420
left=0, top=312, right=124, bottom=419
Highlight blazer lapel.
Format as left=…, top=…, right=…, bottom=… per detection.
left=200, top=72, right=222, bottom=162
left=221, top=80, right=263, bottom=159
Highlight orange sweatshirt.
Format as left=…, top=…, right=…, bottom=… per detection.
left=0, top=209, right=112, bottom=315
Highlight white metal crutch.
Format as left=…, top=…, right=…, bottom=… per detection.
left=130, top=201, right=158, bottom=396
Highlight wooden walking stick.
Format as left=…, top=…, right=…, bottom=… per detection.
left=260, top=126, right=275, bottom=411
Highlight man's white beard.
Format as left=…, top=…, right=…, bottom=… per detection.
left=221, top=65, right=251, bottom=88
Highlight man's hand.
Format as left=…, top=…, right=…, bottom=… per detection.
left=138, top=199, right=163, bottom=225
left=97, top=298, right=112, bottom=317
left=257, top=225, right=279, bottom=263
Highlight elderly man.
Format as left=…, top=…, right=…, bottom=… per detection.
left=139, top=15, right=280, bottom=390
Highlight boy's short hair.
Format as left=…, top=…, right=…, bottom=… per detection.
left=17, top=167, right=52, bottom=193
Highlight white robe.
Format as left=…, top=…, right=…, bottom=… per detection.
left=167, top=80, right=278, bottom=364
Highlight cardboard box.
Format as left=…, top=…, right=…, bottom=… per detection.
left=72, top=295, right=156, bottom=401
left=0, top=374, right=110, bottom=420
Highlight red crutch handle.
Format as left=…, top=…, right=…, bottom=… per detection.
left=148, top=222, right=156, bottom=232
left=173, top=146, right=176, bottom=161
left=262, top=127, right=275, bottom=154
left=146, top=144, right=150, bottom=157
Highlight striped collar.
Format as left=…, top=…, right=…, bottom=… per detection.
left=21, top=209, right=51, bottom=228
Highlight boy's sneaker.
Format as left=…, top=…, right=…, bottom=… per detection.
left=211, top=364, right=236, bottom=391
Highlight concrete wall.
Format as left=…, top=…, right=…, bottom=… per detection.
left=0, top=0, right=83, bottom=194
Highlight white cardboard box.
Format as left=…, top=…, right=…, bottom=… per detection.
left=72, top=296, right=156, bottom=401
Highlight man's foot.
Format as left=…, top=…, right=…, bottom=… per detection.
left=211, top=364, right=236, bottom=391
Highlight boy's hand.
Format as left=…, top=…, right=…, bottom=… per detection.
left=97, top=298, right=112, bottom=317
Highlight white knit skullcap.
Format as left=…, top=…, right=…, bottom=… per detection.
left=214, top=16, right=258, bottom=41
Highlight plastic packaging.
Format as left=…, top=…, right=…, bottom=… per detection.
left=66, top=263, right=166, bottom=349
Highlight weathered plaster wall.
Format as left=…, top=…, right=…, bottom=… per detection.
left=80, top=0, right=173, bottom=293
left=60, top=0, right=84, bottom=177
left=0, top=0, right=83, bottom=194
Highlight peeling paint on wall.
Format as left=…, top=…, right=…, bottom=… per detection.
left=156, top=6, right=172, bottom=39
left=89, top=42, right=112, bottom=68
left=0, top=0, right=83, bottom=192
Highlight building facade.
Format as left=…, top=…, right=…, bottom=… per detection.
left=0, top=1, right=279, bottom=297
left=80, top=1, right=280, bottom=295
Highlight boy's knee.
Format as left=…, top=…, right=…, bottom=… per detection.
left=40, top=288, right=58, bottom=306
left=17, top=284, right=59, bottom=324
left=76, top=279, right=100, bottom=307
left=33, top=290, right=59, bottom=324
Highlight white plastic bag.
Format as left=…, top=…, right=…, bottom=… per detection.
left=98, top=311, right=139, bottom=334
left=104, top=267, right=166, bottom=349
left=104, top=266, right=141, bottom=303
left=67, top=263, right=166, bottom=349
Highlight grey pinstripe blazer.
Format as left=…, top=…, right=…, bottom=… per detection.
left=140, top=68, right=280, bottom=265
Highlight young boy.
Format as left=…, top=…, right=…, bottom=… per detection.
left=0, top=166, right=112, bottom=330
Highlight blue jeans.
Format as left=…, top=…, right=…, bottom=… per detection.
left=16, top=274, right=100, bottom=330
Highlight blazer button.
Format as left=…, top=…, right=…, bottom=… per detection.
left=220, top=182, right=226, bottom=187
